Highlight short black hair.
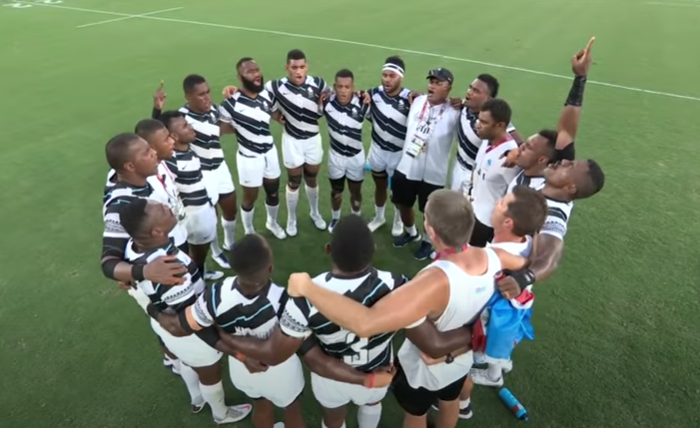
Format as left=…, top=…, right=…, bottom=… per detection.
left=119, top=198, right=149, bottom=238
left=158, top=110, right=185, bottom=131
left=335, top=69, right=354, bottom=80
left=105, top=133, right=142, bottom=171
left=481, top=98, right=512, bottom=125
left=134, top=119, right=166, bottom=140
left=329, top=215, right=374, bottom=273
left=183, top=74, right=206, bottom=94
left=577, top=159, right=606, bottom=199
left=236, top=57, right=254, bottom=70
left=537, top=129, right=558, bottom=162
left=385, top=55, right=405, bottom=70
left=230, top=234, right=272, bottom=283
left=477, top=74, right=500, bottom=97
left=287, top=49, right=306, bottom=63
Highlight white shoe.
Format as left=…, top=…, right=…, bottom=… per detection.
left=469, top=368, right=504, bottom=387
left=214, top=404, right=253, bottom=424
left=243, top=227, right=255, bottom=235
left=328, top=218, right=339, bottom=234
left=286, top=220, right=298, bottom=237
left=211, top=252, right=231, bottom=270
left=502, top=359, right=513, bottom=373
left=191, top=398, right=206, bottom=414
left=266, top=221, right=287, bottom=240
left=310, top=214, right=327, bottom=230
left=273, top=423, right=285, bottom=428
left=204, top=270, right=224, bottom=281
left=473, top=351, right=487, bottom=365
left=367, top=216, right=386, bottom=232
left=391, top=212, right=403, bottom=237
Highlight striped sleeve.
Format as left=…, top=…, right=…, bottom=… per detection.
left=219, top=98, right=235, bottom=124
left=101, top=196, right=135, bottom=259
left=191, top=281, right=220, bottom=328
left=278, top=296, right=312, bottom=339
left=540, top=203, right=572, bottom=240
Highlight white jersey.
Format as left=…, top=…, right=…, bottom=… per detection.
left=178, top=105, right=225, bottom=171
left=280, top=269, right=408, bottom=373
left=265, top=76, right=329, bottom=140
left=488, top=236, right=533, bottom=258
left=366, top=86, right=412, bottom=153
left=397, top=248, right=502, bottom=391
left=396, top=95, right=460, bottom=186
left=471, top=137, right=520, bottom=227
left=322, top=94, right=369, bottom=157
left=190, top=277, right=286, bottom=339
left=219, top=90, right=277, bottom=156
left=507, top=170, right=545, bottom=193
left=542, top=196, right=573, bottom=241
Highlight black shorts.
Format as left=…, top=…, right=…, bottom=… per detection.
left=391, top=359, right=467, bottom=416
left=391, top=171, right=443, bottom=213
left=469, top=217, right=494, bottom=247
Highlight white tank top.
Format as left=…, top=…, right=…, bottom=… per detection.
left=397, top=247, right=502, bottom=390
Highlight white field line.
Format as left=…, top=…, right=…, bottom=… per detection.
left=76, top=6, right=184, bottom=29
left=646, top=2, right=700, bottom=7
left=19, top=1, right=700, bottom=102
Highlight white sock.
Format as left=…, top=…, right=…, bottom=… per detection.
left=286, top=186, right=299, bottom=223
left=487, top=362, right=503, bottom=381
left=221, top=217, right=237, bottom=249
left=210, top=235, right=223, bottom=256
left=322, top=421, right=345, bottom=428
left=357, top=404, right=382, bottom=428
left=241, top=207, right=255, bottom=234
left=406, top=224, right=417, bottom=236
left=375, top=205, right=385, bottom=219
left=200, top=381, right=227, bottom=420
left=332, top=209, right=341, bottom=220
left=306, top=184, right=320, bottom=217
left=351, top=209, right=361, bottom=216
left=460, top=398, right=471, bottom=409
left=265, top=203, right=279, bottom=223
left=179, top=363, right=203, bottom=405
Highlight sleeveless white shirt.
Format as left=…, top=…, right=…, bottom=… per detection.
left=397, top=248, right=502, bottom=390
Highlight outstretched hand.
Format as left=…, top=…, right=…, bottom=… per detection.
left=572, top=37, right=595, bottom=77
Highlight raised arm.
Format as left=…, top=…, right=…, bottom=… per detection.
left=405, top=320, right=472, bottom=359
left=289, top=269, right=449, bottom=337
left=556, top=37, right=595, bottom=157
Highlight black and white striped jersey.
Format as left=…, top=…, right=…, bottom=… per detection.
left=178, top=105, right=225, bottom=171
left=190, top=277, right=287, bottom=340
left=507, top=171, right=546, bottom=193
left=366, top=86, right=412, bottom=153
left=541, top=196, right=573, bottom=241
left=456, top=107, right=516, bottom=174
left=279, top=269, right=408, bottom=373
left=164, top=148, right=212, bottom=209
left=101, top=181, right=154, bottom=260
left=265, top=76, right=329, bottom=140
left=322, top=94, right=369, bottom=157
left=219, top=90, right=276, bottom=156
left=125, top=240, right=204, bottom=312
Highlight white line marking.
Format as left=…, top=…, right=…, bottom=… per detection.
left=21, top=1, right=700, bottom=102
left=76, top=7, right=184, bottom=29
left=646, top=2, right=700, bottom=7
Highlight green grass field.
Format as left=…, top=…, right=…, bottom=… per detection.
left=2, top=0, right=700, bottom=427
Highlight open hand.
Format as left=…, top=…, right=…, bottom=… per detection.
left=143, top=255, right=187, bottom=285
left=243, top=358, right=269, bottom=374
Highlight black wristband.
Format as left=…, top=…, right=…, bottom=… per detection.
left=131, top=264, right=145, bottom=281
left=151, top=107, right=162, bottom=119
left=177, top=310, right=196, bottom=334
left=565, top=75, right=587, bottom=107
left=503, top=268, right=536, bottom=292
left=101, top=258, right=120, bottom=280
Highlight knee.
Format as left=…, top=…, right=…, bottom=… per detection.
left=287, top=174, right=302, bottom=190
left=330, top=179, right=344, bottom=200
left=263, top=181, right=280, bottom=205
left=303, top=168, right=318, bottom=186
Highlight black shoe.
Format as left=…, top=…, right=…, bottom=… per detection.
left=413, top=241, right=433, bottom=261
left=393, top=232, right=421, bottom=248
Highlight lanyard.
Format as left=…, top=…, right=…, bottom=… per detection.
left=417, top=99, right=447, bottom=128
left=157, top=162, right=179, bottom=205
left=434, top=244, right=469, bottom=260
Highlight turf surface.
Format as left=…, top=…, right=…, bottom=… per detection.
left=1, top=1, right=699, bottom=427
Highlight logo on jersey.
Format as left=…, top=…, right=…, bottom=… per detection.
left=104, top=217, right=126, bottom=235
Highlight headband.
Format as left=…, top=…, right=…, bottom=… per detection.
left=382, top=63, right=404, bottom=77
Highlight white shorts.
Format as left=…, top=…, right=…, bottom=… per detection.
left=450, top=162, right=470, bottom=194
left=282, top=133, right=323, bottom=169
left=185, top=205, right=217, bottom=245
left=328, top=150, right=365, bottom=182
left=229, top=354, right=305, bottom=408
left=202, top=162, right=235, bottom=205
left=311, top=372, right=389, bottom=409
left=150, top=318, right=222, bottom=368
left=128, top=287, right=151, bottom=314
left=367, top=144, right=403, bottom=176
left=237, top=147, right=282, bottom=188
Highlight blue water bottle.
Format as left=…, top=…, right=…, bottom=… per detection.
left=498, top=387, right=529, bottom=422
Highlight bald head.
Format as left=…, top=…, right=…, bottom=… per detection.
left=424, top=189, right=475, bottom=248
left=105, top=132, right=143, bottom=172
